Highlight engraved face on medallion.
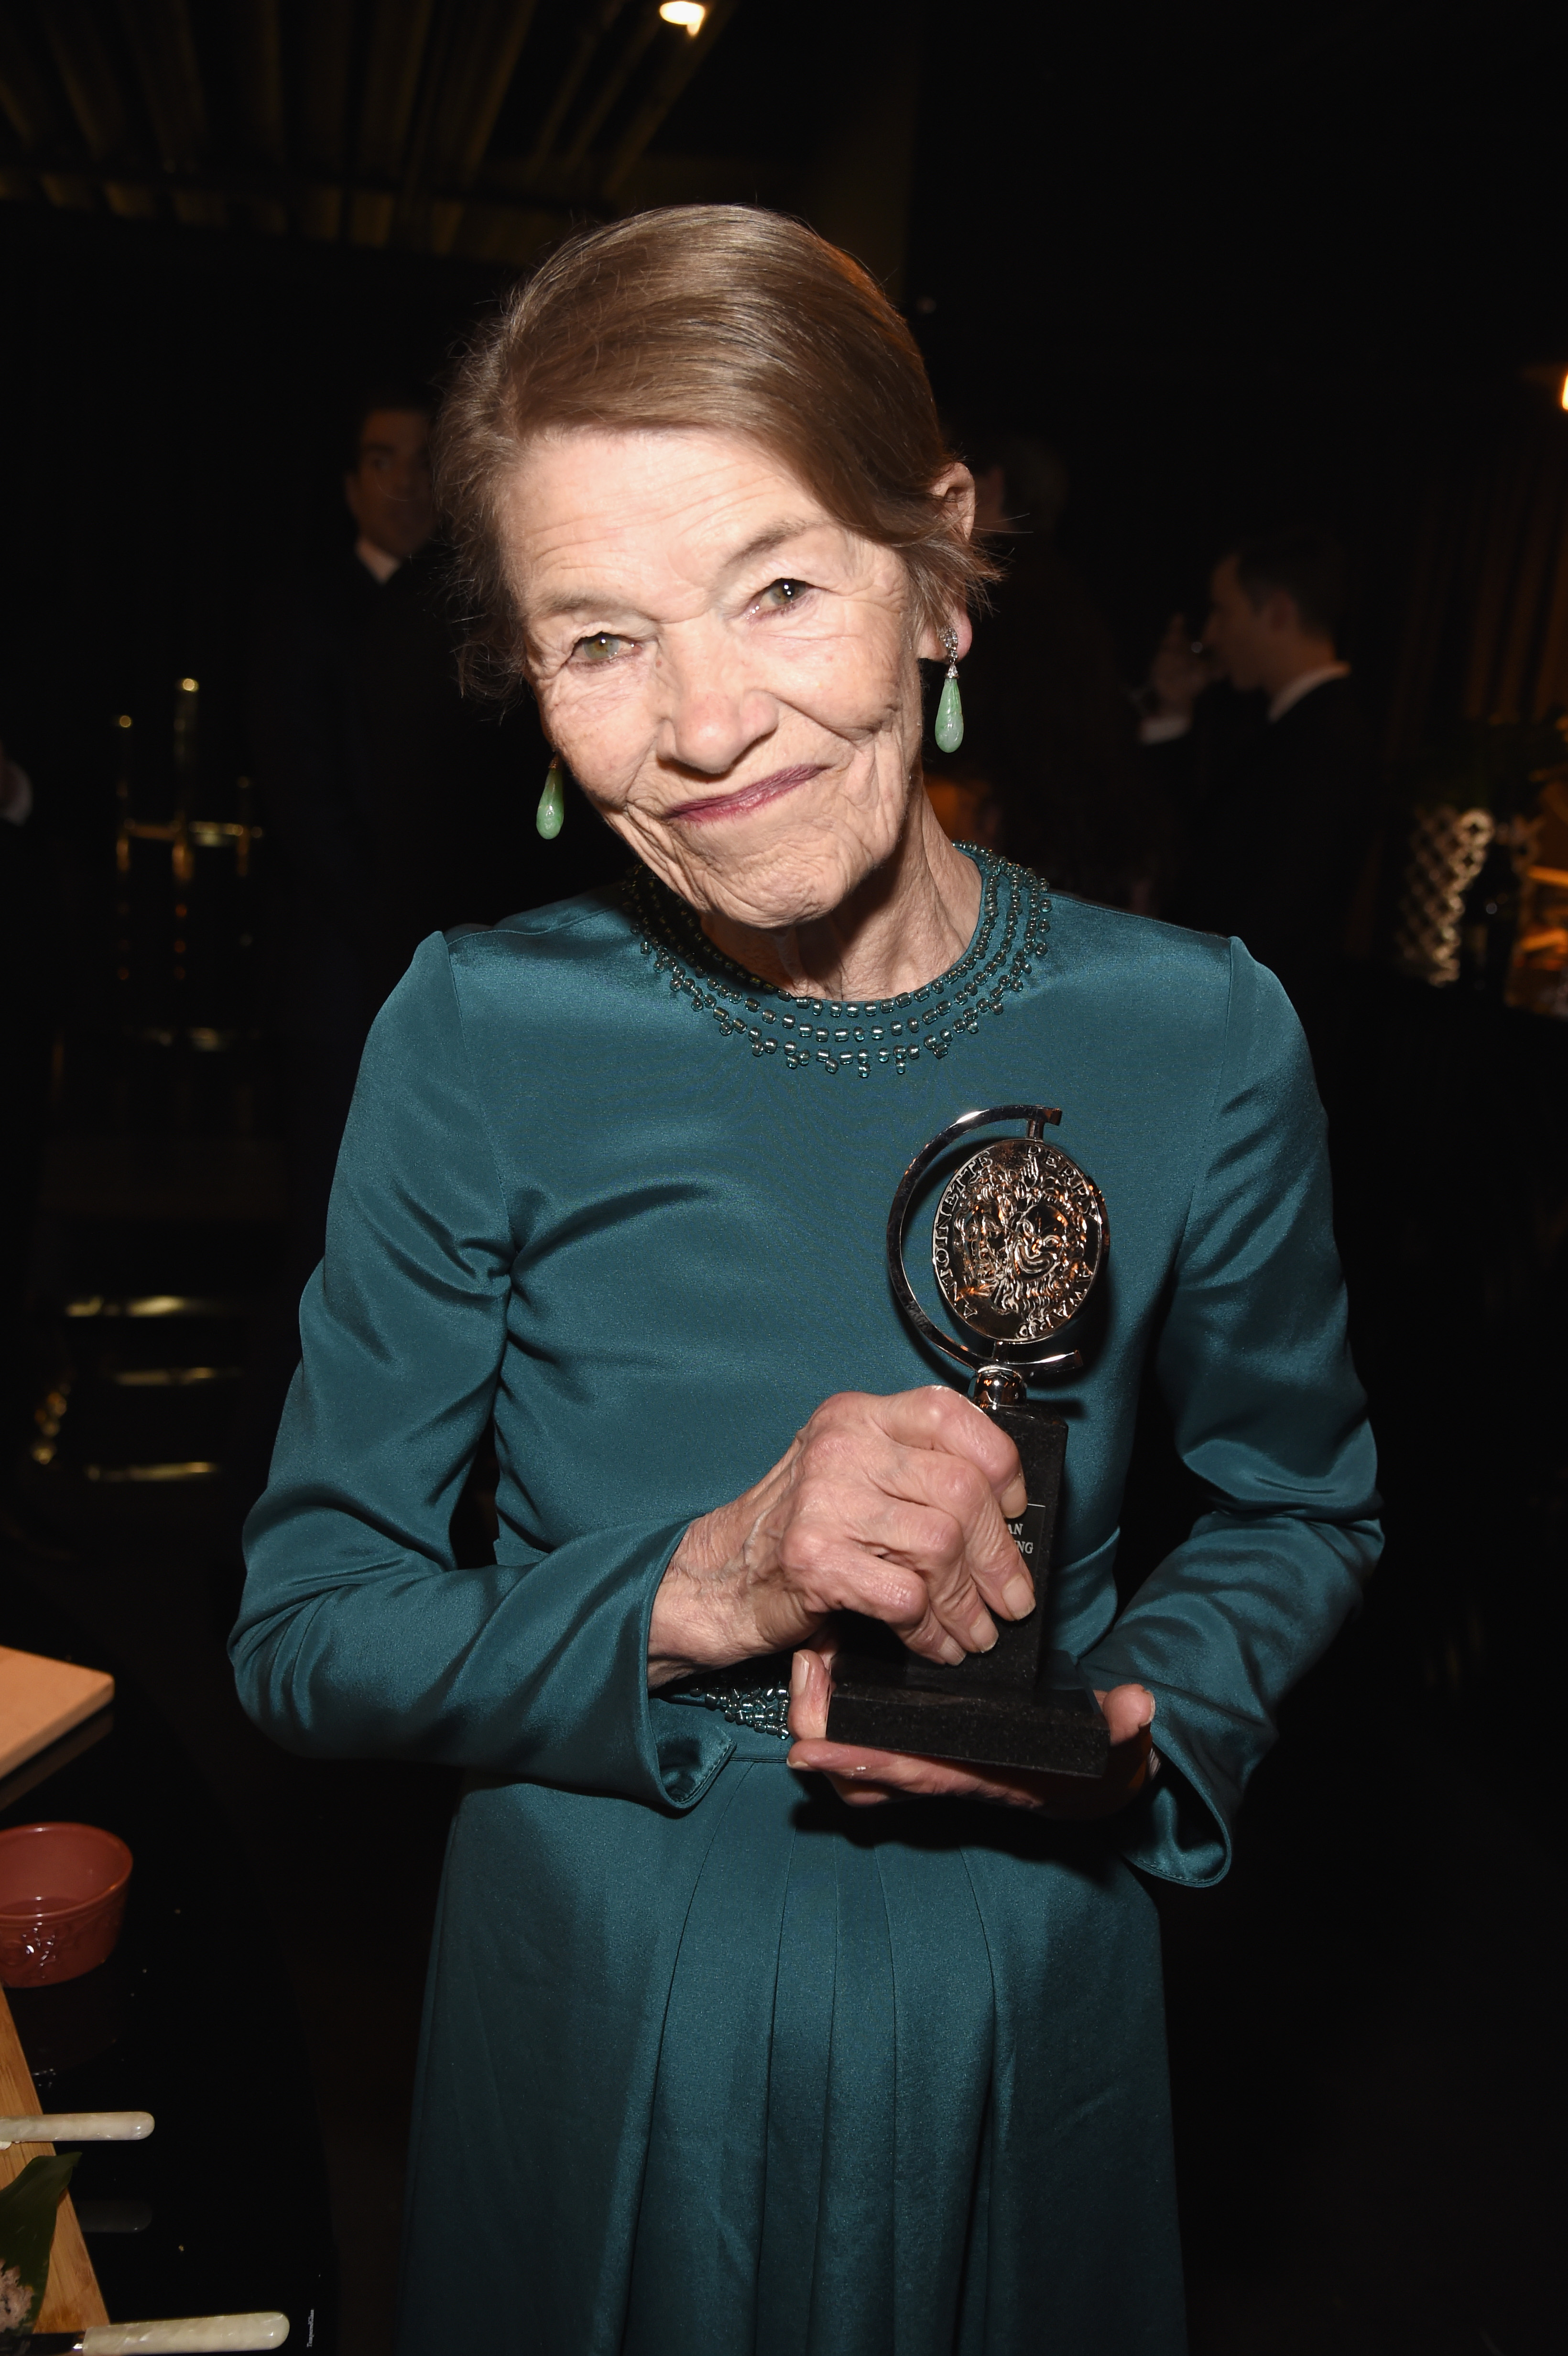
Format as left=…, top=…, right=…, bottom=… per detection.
left=932, top=1137, right=1107, bottom=1346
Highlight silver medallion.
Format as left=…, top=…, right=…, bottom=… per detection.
left=932, top=1135, right=1107, bottom=1347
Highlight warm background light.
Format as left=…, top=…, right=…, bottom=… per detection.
left=659, top=2, right=706, bottom=32
left=1560, top=371, right=1568, bottom=411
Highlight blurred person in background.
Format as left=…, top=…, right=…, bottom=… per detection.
left=251, top=386, right=624, bottom=1247
left=1143, top=528, right=1376, bottom=1057
left=236, top=389, right=623, bottom=1528
left=249, top=386, right=439, bottom=1280
left=925, top=425, right=1168, bottom=909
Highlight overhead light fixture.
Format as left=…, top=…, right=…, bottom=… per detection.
left=659, top=2, right=706, bottom=32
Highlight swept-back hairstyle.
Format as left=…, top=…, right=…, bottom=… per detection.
left=434, top=205, right=996, bottom=694
left=1230, top=528, right=1348, bottom=641
left=346, top=384, right=434, bottom=470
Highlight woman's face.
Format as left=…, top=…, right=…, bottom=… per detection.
left=500, top=427, right=972, bottom=932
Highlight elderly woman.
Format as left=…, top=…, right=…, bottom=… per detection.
left=233, top=208, right=1379, bottom=2356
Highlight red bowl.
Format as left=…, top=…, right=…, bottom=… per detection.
left=0, top=1822, right=133, bottom=1988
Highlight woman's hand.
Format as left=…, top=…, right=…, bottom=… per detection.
left=786, top=1643, right=1156, bottom=1819
left=648, top=1387, right=1034, bottom=1686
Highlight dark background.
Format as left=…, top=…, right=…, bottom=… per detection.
left=1, top=5, right=1566, bottom=2354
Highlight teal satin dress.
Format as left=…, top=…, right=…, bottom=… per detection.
left=233, top=851, right=1380, bottom=2355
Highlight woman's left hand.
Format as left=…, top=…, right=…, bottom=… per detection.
left=786, top=1645, right=1156, bottom=1818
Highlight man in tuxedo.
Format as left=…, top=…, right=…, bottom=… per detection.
left=250, top=390, right=438, bottom=1177
left=1142, top=528, right=1376, bottom=1050
left=235, top=392, right=439, bottom=1526
left=238, top=391, right=621, bottom=1524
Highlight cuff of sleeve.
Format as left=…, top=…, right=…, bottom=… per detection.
left=1075, top=1655, right=1241, bottom=1886
left=634, top=1537, right=737, bottom=1811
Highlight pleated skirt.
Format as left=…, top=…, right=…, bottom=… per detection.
left=398, top=1741, right=1186, bottom=2356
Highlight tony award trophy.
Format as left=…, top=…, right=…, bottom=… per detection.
left=826, top=1105, right=1111, bottom=1777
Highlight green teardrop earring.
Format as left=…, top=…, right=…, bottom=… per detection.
left=935, top=627, right=964, bottom=753
left=536, top=754, right=565, bottom=840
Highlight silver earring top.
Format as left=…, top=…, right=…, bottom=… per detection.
left=942, top=627, right=959, bottom=677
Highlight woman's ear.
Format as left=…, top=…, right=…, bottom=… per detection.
left=932, top=461, right=977, bottom=543
left=915, top=463, right=977, bottom=663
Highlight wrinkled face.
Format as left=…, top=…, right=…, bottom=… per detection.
left=501, top=426, right=968, bottom=931
left=1203, top=554, right=1276, bottom=692
left=345, top=408, right=436, bottom=561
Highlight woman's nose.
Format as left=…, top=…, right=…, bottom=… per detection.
left=657, top=641, right=774, bottom=775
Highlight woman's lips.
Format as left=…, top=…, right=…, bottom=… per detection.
left=664, top=764, right=825, bottom=824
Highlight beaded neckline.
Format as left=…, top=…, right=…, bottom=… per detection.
left=626, top=846, right=1051, bottom=1078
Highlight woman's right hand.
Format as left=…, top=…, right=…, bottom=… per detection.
left=648, top=1387, right=1034, bottom=1687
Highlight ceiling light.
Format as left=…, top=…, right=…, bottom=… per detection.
left=659, top=2, right=706, bottom=33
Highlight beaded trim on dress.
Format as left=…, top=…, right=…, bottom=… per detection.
left=665, top=1658, right=795, bottom=1742
left=625, top=847, right=1051, bottom=1077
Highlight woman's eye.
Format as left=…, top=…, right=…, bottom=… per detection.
left=758, top=578, right=809, bottom=611
left=571, top=631, right=632, bottom=665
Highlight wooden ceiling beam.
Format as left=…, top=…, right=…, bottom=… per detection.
left=298, top=0, right=354, bottom=240
left=0, top=2, right=92, bottom=207
left=115, top=0, right=219, bottom=227
left=0, top=143, right=577, bottom=217
left=115, top=0, right=206, bottom=164
left=0, top=143, right=580, bottom=250
left=0, top=0, right=753, bottom=257
left=433, top=0, right=536, bottom=184
left=234, top=0, right=282, bottom=154
left=231, top=0, right=284, bottom=232
left=555, top=5, right=660, bottom=179
left=42, top=0, right=157, bottom=219
left=599, top=0, right=741, bottom=202
left=353, top=0, right=437, bottom=247
left=0, top=3, right=55, bottom=145
left=518, top=0, right=627, bottom=190
left=407, top=0, right=542, bottom=255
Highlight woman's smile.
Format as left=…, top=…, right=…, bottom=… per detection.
left=663, top=762, right=827, bottom=824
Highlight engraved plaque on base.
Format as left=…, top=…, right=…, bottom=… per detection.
left=826, top=1104, right=1111, bottom=1778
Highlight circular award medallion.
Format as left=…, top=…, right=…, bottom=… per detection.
left=931, top=1136, right=1107, bottom=1346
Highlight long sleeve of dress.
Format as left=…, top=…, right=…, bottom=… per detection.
left=230, top=936, right=731, bottom=1811
left=1079, top=944, right=1382, bottom=1885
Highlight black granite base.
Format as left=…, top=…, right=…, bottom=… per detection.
left=827, top=1659, right=1110, bottom=1777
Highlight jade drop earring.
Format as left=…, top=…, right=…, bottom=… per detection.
left=935, top=627, right=964, bottom=753
left=536, top=754, right=565, bottom=840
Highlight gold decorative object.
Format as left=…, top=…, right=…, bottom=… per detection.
left=1390, top=806, right=1494, bottom=986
